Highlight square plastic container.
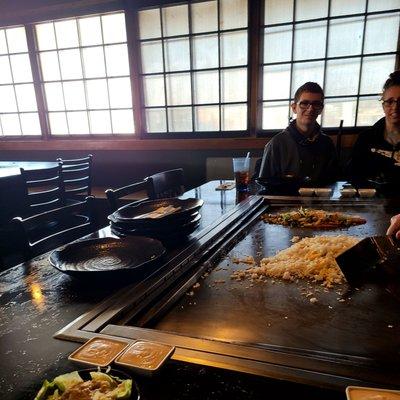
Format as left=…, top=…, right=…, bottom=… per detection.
left=68, top=337, right=130, bottom=367
left=346, top=386, right=400, bottom=400
left=298, top=188, right=314, bottom=196
left=340, top=188, right=357, bottom=198
left=314, top=188, right=332, bottom=197
left=357, top=188, right=376, bottom=198
left=115, top=340, right=175, bottom=375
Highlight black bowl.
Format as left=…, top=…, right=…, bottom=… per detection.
left=35, top=368, right=140, bottom=399
left=111, top=198, right=203, bottom=225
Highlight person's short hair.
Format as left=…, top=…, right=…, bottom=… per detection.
left=294, top=82, right=324, bottom=103
left=382, top=70, right=400, bottom=93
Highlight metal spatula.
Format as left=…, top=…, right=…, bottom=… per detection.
left=336, top=235, right=400, bottom=287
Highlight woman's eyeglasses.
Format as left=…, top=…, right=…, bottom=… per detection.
left=297, top=101, right=324, bottom=111
left=381, top=98, right=400, bottom=108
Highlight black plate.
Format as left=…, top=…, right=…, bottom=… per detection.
left=111, top=212, right=201, bottom=234
left=112, top=198, right=203, bottom=224
left=50, top=237, right=165, bottom=276
left=109, top=210, right=199, bottom=229
left=35, top=368, right=140, bottom=399
left=111, top=218, right=201, bottom=241
left=111, top=213, right=201, bottom=235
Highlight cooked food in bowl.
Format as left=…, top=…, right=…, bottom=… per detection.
left=262, top=208, right=366, bottom=229
left=34, top=370, right=133, bottom=400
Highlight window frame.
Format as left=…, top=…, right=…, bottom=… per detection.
left=34, top=13, right=136, bottom=137
left=260, top=0, right=400, bottom=133
left=0, top=0, right=398, bottom=143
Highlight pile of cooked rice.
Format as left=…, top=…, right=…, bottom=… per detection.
left=231, top=235, right=359, bottom=287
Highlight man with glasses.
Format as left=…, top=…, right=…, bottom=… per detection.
left=348, top=70, right=400, bottom=189
left=258, top=82, right=338, bottom=186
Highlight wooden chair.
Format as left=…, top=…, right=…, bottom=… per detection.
left=105, top=180, right=151, bottom=212
left=57, top=154, right=93, bottom=202
left=146, top=168, right=185, bottom=199
left=0, top=174, right=28, bottom=270
left=20, top=164, right=65, bottom=216
left=12, top=196, right=97, bottom=260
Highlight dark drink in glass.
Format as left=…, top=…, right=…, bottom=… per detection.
left=234, top=170, right=250, bottom=192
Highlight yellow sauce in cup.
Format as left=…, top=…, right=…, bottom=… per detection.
left=117, top=341, right=173, bottom=370
left=70, top=337, right=128, bottom=366
left=348, top=388, right=400, bottom=400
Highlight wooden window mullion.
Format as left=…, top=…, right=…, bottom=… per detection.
left=25, top=23, right=50, bottom=139
left=125, top=2, right=145, bottom=137
left=248, top=0, right=263, bottom=137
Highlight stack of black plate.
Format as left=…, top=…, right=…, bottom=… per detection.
left=108, top=197, right=204, bottom=242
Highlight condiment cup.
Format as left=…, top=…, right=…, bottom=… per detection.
left=314, top=188, right=332, bottom=197
left=68, top=337, right=130, bottom=367
left=340, top=188, right=357, bottom=198
left=346, top=386, right=400, bottom=400
left=298, top=188, right=314, bottom=196
left=357, top=188, right=376, bottom=198
left=115, top=340, right=175, bottom=376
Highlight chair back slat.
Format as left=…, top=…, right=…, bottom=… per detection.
left=58, top=155, right=93, bottom=166
left=13, top=196, right=97, bottom=259
left=63, top=167, right=90, bottom=179
left=146, top=168, right=185, bottom=199
left=28, top=186, right=62, bottom=201
left=24, top=189, right=64, bottom=216
left=31, top=223, right=92, bottom=252
left=57, top=154, right=93, bottom=199
left=63, top=176, right=90, bottom=186
left=106, top=180, right=151, bottom=212
left=64, top=185, right=90, bottom=196
left=25, top=175, right=61, bottom=187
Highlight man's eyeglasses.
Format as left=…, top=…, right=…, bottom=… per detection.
left=381, top=98, right=400, bottom=108
left=297, top=101, right=324, bottom=111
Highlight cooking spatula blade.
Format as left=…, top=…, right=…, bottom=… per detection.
left=336, top=236, right=400, bottom=287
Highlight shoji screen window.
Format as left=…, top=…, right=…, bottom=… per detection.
left=139, top=0, right=248, bottom=134
left=0, top=26, right=40, bottom=136
left=262, top=0, right=400, bottom=130
left=35, top=12, right=135, bottom=135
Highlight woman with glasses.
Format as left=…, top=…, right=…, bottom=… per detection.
left=258, top=82, right=338, bottom=187
left=348, top=70, right=400, bottom=189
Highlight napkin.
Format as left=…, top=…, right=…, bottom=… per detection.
left=134, top=205, right=182, bottom=219
left=215, top=182, right=236, bottom=191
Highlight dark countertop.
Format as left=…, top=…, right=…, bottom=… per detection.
left=1, top=180, right=395, bottom=400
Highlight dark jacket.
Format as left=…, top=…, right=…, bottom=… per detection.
left=258, top=120, right=338, bottom=184
left=347, top=117, right=400, bottom=185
